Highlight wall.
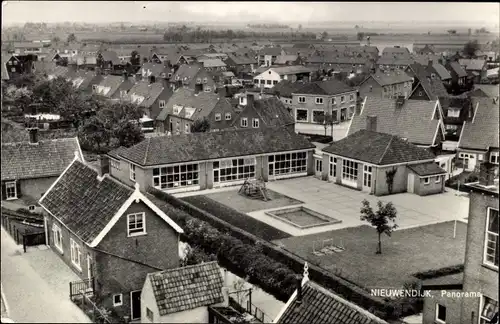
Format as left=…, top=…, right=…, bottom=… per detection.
left=374, top=165, right=408, bottom=196
left=140, top=279, right=159, bottom=324
left=292, top=91, right=357, bottom=124
left=408, top=83, right=431, bottom=101
left=460, top=191, right=499, bottom=324
left=20, top=176, right=58, bottom=202
left=150, top=89, right=174, bottom=120
left=159, top=306, right=208, bottom=323
left=415, top=174, right=445, bottom=196
left=422, top=290, right=462, bottom=324
left=253, top=69, right=281, bottom=89
left=359, top=77, right=383, bottom=99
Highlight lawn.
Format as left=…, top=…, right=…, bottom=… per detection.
left=181, top=191, right=295, bottom=241
left=273, top=221, right=467, bottom=289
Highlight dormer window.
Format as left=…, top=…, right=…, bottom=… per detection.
left=215, top=113, right=222, bottom=121
left=203, top=77, right=208, bottom=83
left=196, top=78, right=202, bottom=84
left=241, top=117, right=248, bottom=128
left=127, top=212, right=146, bottom=237
left=225, top=113, right=231, bottom=120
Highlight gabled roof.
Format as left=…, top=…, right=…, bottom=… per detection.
left=171, top=64, right=203, bottom=82
left=233, top=97, right=294, bottom=128
left=323, top=130, right=435, bottom=165
left=432, top=63, right=452, bottom=80
left=107, top=146, right=128, bottom=160
left=368, top=70, right=413, bottom=86
left=292, top=80, right=355, bottom=96
left=139, top=62, right=169, bottom=78
left=147, top=261, right=224, bottom=316
left=1, top=137, right=83, bottom=181
left=276, top=278, right=388, bottom=324
left=259, top=47, right=283, bottom=56
left=39, top=159, right=183, bottom=246
left=128, top=81, right=171, bottom=109
left=458, top=59, right=486, bottom=71
left=447, top=62, right=468, bottom=78
left=118, top=127, right=315, bottom=166
left=376, top=57, right=414, bottom=66
left=408, top=63, right=448, bottom=100
left=199, top=58, right=226, bottom=68
left=95, top=75, right=125, bottom=98
left=458, top=97, right=499, bottom=151
left=472, top=84, right=499, bottom=98
left=381, top=47, right=411, bottom=58
left=99, top=50, right=121, bottom=65
left=267, top=65, right=314, bottom=76
left=157, top=88, right=220, bottom=121
left=272, top=80, right=308, bottom=98
left=307, top=53, right=371, bottom=65
left=274, top=55, right=299, bottom=65
left=349, top=96, right=442, bottom=146
left=226, top=52, right=257, bottom=65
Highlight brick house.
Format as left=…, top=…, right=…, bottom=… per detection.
left=421, top=166, right=498, bottom=324
left=125, top=80, right=174, bottom=119
left=320, top=130, right=445, bottom=196
left=291, top=79, right=357, bottom=123
left=170, top=63, right=216, bottom=93
left=223, top=52, right=257, bottom=79
left=258, top=47, right=285, bottom=67
left=136, top=62, right=173, bottom=84
left=457, top=97, right=500, bottom=172
left=1, top=129, right=83, bottom=213
left=106, top=127, right=315, bottom=194
left=97, top=50, right=122, bottom=73
left=445, top=61, right=468, bottom=86
left=205, top=98, right=241, bottom=132
left=38, top=158, right=183, bottom=321
left=358, top=70, right=413, bottom=100
left=376, top=56, right=415, bottom=72
left=406, top=63, right=449, bottom=102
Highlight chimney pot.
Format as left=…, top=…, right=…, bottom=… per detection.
left=98, top=154, right=110, bottom=177
left=28, top=128, right=39, bottom=144
left=366, top=115, right=377, bottom=132
left=296, top=276, right=303, bottom=304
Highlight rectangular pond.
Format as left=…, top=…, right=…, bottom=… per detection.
left=265, top=206, right=341, bottom=229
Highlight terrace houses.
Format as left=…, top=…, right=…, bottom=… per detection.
left=358, top=70, right=413, bottom=99
left=92, top=74, right=134, bottom=101
left=170, top=63, right=216, bottom=93
left=126, top=80, right=174, bottom=120
left=458, top=58, right=488, bottom=84
left=105, top=127, right=315, bottom=194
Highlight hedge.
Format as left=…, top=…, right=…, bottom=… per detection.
left=413, top=264, right=464, bottom=280
left=147, top=188, right=400, bottom=320
left=297, top=132, right=333, bottom=144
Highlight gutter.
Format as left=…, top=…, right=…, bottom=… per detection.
left=93, top=247, right=163, bottom=271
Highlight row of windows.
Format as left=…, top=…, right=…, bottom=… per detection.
left=297, top=94, right=354, bottom=104
left=254, top=79, right=279, bottom=85
left=423, top=176, right=441, bottom=185
left=268, top=152, right=308, bottom=176
left=152, top=163, right=200, bottom=189
left=214, top=158, right=256, bottom=183
left=240, top=117, right=259, bottom=128
left=215, top=113, right=231, bottom=121
left=435, top=295, right=498, bottom=323
left=296, top=107, right=354, bottom=123
left=342, top=159, right=359, bottom=183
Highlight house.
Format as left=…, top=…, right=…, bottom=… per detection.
left=348, top=96, right=445, bottom=149
left=106, top=127, right=315, bottom=194
left=230, top=96, right=295, bottom=132
left=414, top=44, right=436, bottom=55
left=358, top=70, right=413, bottom=99
left=469, top=84, right=500, bottom=99
left=223, top=52, right=257, bottom=78
left=306, top=53, right=372, bottom=72
left=137, top=62, right=172, bottom=84
left=38, top=158, right=184, bottom=321
left=457, top=97, right=499, bottom=172
left=291, top=79, right=357, bottom=123
left=1, top=129, right=83, bottom=213
left=93, top=74, right=134, bottom=100
left=274, top=55, right=301, bottom=66
left=376, top=56, right=415, bottom=71
left=381, top=46, right=412, bottom=59
left=321, top=129, right=445, bottom=196
left=155, top=88, right=220, bottom=134
left=141, top=261, right=228, bottom=323
left=70, top=70, right=104, bottom=94
left=2, top=53, right=33, bottom=79
left=458, top=58, right=487, bottom=84
left=207, top=98, right=241, bottom=132
left=274, top=264, right=388, bottom=324
left=258, top=47, right=285, bottom=67
left=68, top=55, right=98, bottom=71
left=12, top=41, right=45, bottom=55
left=126, top=80, right=174, bottom=119
left=253, top=66, right=313, bottom=89
left=445, top=61, right=468, bottom=86
left=406, top=63, right=449, bottom=101
left=170, top=63, right=216, bottom=93
left=97, top=50, right=122, bottom=72
left=197, top=58, right=227, bottom=71
left=427, top=60, right=452, bottom=86
left=421, top=166, right=498, bottom=324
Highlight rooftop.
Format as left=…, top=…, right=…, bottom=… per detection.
left=292, top=79, right=356, bottom=96
left=458, top=97, right=499, bottom=151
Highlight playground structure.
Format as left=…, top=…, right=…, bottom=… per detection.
left=238, top=178, right=270, bottom=201
left=312, top=238, right=345, bottom=256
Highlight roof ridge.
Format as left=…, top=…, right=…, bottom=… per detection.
left=378, top=133, right=395, bottom=165
left=143, top=138, right=151, bottom=165
left=153, top=261, right=219, bottom=276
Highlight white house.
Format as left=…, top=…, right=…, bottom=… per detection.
left=253, top=66, right=313, bottom=89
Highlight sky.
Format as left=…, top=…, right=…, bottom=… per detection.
left=2, top=1, right=499, bottom=26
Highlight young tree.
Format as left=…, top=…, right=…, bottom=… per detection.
left=463, top=40, right=480, bottom=59
left=66, top=33, right=77, bottom=43
left=357, top=32, right=365, bottom=41
left=191, top=117, right=210, bottom=133
left=314, top=113, right=335, bottom=137
left=360, top=199, right=398, bottom=254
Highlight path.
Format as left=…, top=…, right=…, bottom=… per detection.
left=0, top=227, right=91, bottom=323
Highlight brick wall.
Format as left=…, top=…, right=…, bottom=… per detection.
left=422, top=290, right=462, bottom=324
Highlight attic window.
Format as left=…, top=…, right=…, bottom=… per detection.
left=127, top=212, right=146, bottom=237
left=215, top=113, right=222, bottom=121
left=225, top=112, right=231, bottom=120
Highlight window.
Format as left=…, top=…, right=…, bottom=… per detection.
left=490, top=151, right=499, bottom=165
left=332, top=97, right=337, bottom=105
left=110, top=159, right=120, bottom=170
left=254, top=79, right=259, bottom=84
left=447, top=108, right=460, bottom=118
left=185, top=123, right=190, bottom=133
left=363, top=165, right=372, bottom=187
left=173, top=105, right=182, bottom=115
left=479, top=296, right=498, bottom=324
left=342, top=159, right=358, bottom=184
left=129, top=163, right=136, bottom=181
left=159, top=100, right=166, bottom=108
left=435, top=304, right=446, bottom=323
left=5, top=181, right=17, bottom=200
left=296, top=109, right=308, bottom=122
left=268, top=152, right=308, bottom=176
left=435, top=176, right=441, bottom=183
left=424, top=177, right=430, bottom=185
left=273, top=80, right=278, bottom=85
left=315, top=97, right=324, bottom=104
left=28, top=205, right=36, bottom=211
left=298, top=96, right=306, bottom=103
left=312, top=110, right=325, bottom=123
left=127, top=212, right=146, bottom=236
left=120, top=90, right=127, bottom=98
left=252, top=118, right=259, bottom=128
left=418, top=91, right=423, bottom=96
left=484, top=208, right=499, bottom=268
left=146, top=308, right=154, bottom=322
left=153, top=163, right=200, bottom=189
left=225, top=113, right=231, bottom=120
left=53, top=224, right=63, bottom=253
left=266, top=80, right=272, bottom=85
left=349, top=94, right=354, bottom=101
left=204, top=86, right=212, bottom=92
left=203, top=77, right=208, bottom=83
left=329, top=156, right=337, bottom=177
left=196, top=78, right=201, bottom=84
left=92, top=84, right=97, bottom=91
left=241, top=117, right=248, bottom=127
left=340, top=95, right=345, bottom=103
left=113, top=294, right=123, bottom=307
left=215, top=113, right=222, bottom=121
left=213, top=158, right=256, bottom=183
left=70, top=238, right=82, bottom=270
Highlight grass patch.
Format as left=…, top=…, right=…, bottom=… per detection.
left=181, top=194, right=291, bottom=241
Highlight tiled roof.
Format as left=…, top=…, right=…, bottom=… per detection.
left=323, top=130, right=435, bottom=165
left=259, top=47, right=283, bottom=56
left=274, top=55, right=298, bottom=65
left=171, top=64, right=203, bottom=82
left=39, top=160, right=133, bottom=244
left=408, top=63, right=448, bottom=100
left=382, top=47, right=411, bottom=58
left=157, top=88, right=220, bottom=121
left=458, top=59, right=486, bottom=71
left=472, top=84, right=499, bottom=98
left=99, top=50, right=121, bottom=65
left=270, top=66, right=314, bottom=75
left=408, top=162, right=447, bottom=176
left=199, top=58, right=227, bottom=68
left=458, top=97, right=499, bottom=151
left=432, top=63, right=452, bottom=80
left=226, top=52, right=257, bottom=65
left=128, top=81, right=171, bottom=110
left=107, top=146, right=128, bottom=160
left=71, top=70, right=98, bottom=90
left=292, top=80, right=355, bottom=96
left=139, top=63, right=169, bottom=78
left=376, top=57, right=414, bottom=66
left=236, top=97, right=294, bottom=128
left=95, top=75, right=125, bottom=98
left=307, top=53, right=371, bottom=65
left=277, top=280, right=388, bottom=324
left=148, top=261, right=224, bottom=316
left=33, top=61, right=58, bottom=75
left=349, top=96, right=441, bottom=146
left=1, top=137, right=82, bottom=181
left=369, top=70, right=413, bottom=86
left=50, top=66, right=71, bottom=78
left=272, top=80, right=308, bottom=98
left=448, top=62, right=468, bottom=78
left=118, top=127, right=315, bottom=166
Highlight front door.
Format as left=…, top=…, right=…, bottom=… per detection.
left=362, top=165, right=372, bottom=192
left=407, top=173, right=415, bottom=193
left=268, top=156, right=275, bottom=181
left=130, top=290, right=141, bottom=320
left=315, top=159, right=323, bottom=178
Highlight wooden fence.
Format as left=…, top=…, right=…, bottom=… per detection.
left=69, top=278, right=95, bottom=300
left=1, top=213, right=46, bottom=251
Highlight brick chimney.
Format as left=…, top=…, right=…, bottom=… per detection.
left=28, top=128, right=39, bottom=144
left=428, top=59, right=433, bottom=68
left=366, top=115, right=377, bottom=132
left=98, top=154, right=110, bottom=177
left=296, top=276, right=303, bottom=305
left=246, top=93, right=254, bottom=107
left=123, top=71, right=128, bottom=82
left=478, top=162, right=495, bottom=187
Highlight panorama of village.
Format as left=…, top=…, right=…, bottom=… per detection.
left=0, top=2, right=499, bottom=324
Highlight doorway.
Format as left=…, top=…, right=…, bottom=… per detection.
left=130, top=290, right=141, bottom=320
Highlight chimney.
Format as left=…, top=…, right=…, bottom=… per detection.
left=98, top=154, right=110, bottom=177
left=296, top=276, right=303, bottom=305
left=123, top=71, right=128, bottom=82
left=246, top=94, right=254, bottom=107
left=28, top=128, right=39, bottom=144
left=478, top=162, right=495, bottom=187
left=149, top=75, right=156, bottom=84
left=396, top=96, right=405, bottom=109
left=194, top=83, right=202, bottom=94
left=366, top=115, right=377, bottom=132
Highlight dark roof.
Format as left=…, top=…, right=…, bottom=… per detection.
left=459, top=97, right=500, bottom=151
left=369, top=70, right=413, bottom=86
left=226, top=52, right=257, bottom=65
left=323, top=130, right=435, bottom=165
left=458, top=59, right=486, bottom=71
left=408, top=63, right=448, bottom=100
left=107, top=146, right=128, bottom=160
left=272, top=80, right=308, bottom=98
left=1, top=137, right=82, bottom=181
left=128, top=81, right=171, bottom=110
left=139, top=63, right=169, bottom=78
left=157, top=88, right=220, bottom=121
left=432, top=63, right=452, bottom=80
left=39, top=160, right=133, bottom=244
left=99, top=51, right=121, bottom=65
left=238, top=97, right=294, bottom=128
left=148, top=261, right=224, bottom=316
left=472, top=84, right=499, bottom=98
left=118, top=127, right=315, bottom=166
left=376, top=57, right=414, bottom=66
left=277, top=280, right=387, bottom=324
left=408, top=162, right=447, bottom=176
left=171, top=64, right=203, bottom=82
left=293, top=80, right=355, bottom=96
left=268, top=66, right=314, bottom=76
left=349, top=96, right=441, bottom=146
left=259, top=47, right=283, bottom=56
left=448, top=62, right=468, bottom=78
left=95, top=75, right=125, bottom=98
